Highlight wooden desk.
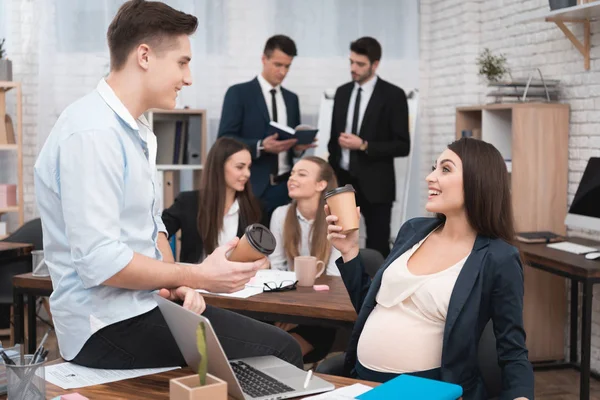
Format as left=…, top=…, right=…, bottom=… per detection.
left=518, top=236, right=600, bottom=400
left=41, top=370, right=377, bottom=400
left=202, top=275, right=357, bottom=326
left=11, top=274, right=356, bottom=355
left=0, top=242, right=33, bottom=262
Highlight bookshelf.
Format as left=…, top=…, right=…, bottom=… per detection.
left=147, top=108, right=207, bottom=260
left=0, top=81, right=24, bottom=237
left=456, top=102, right=570, bottom=362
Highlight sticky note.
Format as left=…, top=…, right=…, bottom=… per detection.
left=60, top=394, right=90, bottom=400
left=313, top=284, right=330, bottom=291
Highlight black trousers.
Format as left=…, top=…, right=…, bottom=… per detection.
left=336, top=168, right=392, bottom=258
left=71, top=305, right=303, bottom=369
left=260, top=180, right=291, bottom=227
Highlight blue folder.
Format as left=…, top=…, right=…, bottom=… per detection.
left=357, top=374, right=463, bottom=400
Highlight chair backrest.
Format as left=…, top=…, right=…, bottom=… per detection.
left=478, top=320, right=502, bottom=399
left=359, top=248, right=385, bottom=279
left=1, top=218, right=43, bottom=250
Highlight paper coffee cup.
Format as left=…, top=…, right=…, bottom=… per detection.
left=228, top=223, right=277, bottom=262
left=325, top=184, right=359, bottom=234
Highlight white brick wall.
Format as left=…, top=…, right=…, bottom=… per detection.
left=420, top=0, right=600, bottom=372
left=1, top=0, right=419, bottom=235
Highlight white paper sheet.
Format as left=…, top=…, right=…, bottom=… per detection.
left=246, top=270, right=297, bottom=288
left=303, top=383, right=373, bottom=399
left=196, top=286, right=263, bottom=299
left=45, top=363, right=180, bottom=389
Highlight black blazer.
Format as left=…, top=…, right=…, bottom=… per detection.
left=161, top=191, right=246, bottom=263
left=327, top=78, right=410, bottom=204
left=337, top=217, right=534, bottom=400
left=218, top=78, right=301, bottom=198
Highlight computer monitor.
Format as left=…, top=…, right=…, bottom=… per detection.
left=565, top=157, right=600, bottom=232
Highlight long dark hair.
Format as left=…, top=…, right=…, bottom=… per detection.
left=443, top=137, right=515, bottom=244
left=198, top=138, right=262, bottom=255
left=283, top=156, right=338, bottom=268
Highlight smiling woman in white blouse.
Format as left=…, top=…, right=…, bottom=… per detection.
left=269, top=156, right=342, bottom=275
left=162, top=137, right=262, bottom=263
left=269, top=156, right=341, bottom=362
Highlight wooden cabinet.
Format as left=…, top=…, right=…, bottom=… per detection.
left=0, top=81, right=24, bottom=237
left=456, top=103, right=570, bottom=362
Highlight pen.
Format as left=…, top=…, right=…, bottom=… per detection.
left=303, top=369, right=313, bottom=389
left=0, top=350, right=15, bottom=366
left=30, top=328, right=52, bottom=365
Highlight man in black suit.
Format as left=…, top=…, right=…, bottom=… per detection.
left=218, top=35, right=313, bottom=222
left=328, top=37, right=410, bottom=258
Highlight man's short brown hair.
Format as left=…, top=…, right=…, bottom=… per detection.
left=107, top=0, right=198, bottom=71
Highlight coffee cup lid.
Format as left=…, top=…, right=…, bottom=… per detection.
left=245, top=223, right=276, bottom=255
left=324, top=184, right=355, bottom=200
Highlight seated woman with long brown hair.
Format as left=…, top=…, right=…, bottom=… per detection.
left=269, top=156, right=341, bottom=363
left=162, top=137, right=262, bottom=263
left=325, top=138, right=533, bottom=399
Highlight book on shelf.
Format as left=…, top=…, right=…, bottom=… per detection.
left=268, top=121, right=318, bottom=145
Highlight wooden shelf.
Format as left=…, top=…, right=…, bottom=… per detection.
left=0, top=206, right=19, bottom=214
left=0, top=81, right=17, bottom=92
left=517, top=1, right=599, bottom=70
left=0, top=144, right=17, bottom=151
left=456, top=103, right=570, bottom=362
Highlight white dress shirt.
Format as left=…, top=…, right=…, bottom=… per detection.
left=257, top=73, right=290, bottom=176
left=200, top=199, right=240, bottom=261
left=269, top=204, right=341, bottom=276
left=218, top=199, right=240, bottom=250
left=340, top=75, right=378, bottom=171
left=34, top=79, right=166, bottom=361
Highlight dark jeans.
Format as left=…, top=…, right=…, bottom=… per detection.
left=71, top=305, right=303, bottom=369
left=355, top=360, right=441, bottom=383
left=336, top=169, right=392, bottom=258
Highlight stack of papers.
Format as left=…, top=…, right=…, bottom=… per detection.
left=304, top=383, right=373, bottom=399
left=45, top=363, right=179, bottom=389
left=246, top=270, right=297, bottom=288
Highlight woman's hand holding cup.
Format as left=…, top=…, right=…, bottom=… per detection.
left=325, top=204, right=360, bottom=262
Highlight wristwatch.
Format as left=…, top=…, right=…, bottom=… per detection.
left=359, top=140, right=368, bottom=152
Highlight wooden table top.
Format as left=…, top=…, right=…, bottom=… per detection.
left=202, top=275, right=357, bottom=322
left=517, top=236, right=600, bottom=279
left=0, top=241, right=33, bottom=262
left=12, top=274, right=357, bottom=323
left=42, top=369, right=377, bottom=400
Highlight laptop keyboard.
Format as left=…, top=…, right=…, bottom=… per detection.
left=230, top=360, right=295, bottom=398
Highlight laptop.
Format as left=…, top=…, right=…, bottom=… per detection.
left=153, top=293, right=334, bottom=400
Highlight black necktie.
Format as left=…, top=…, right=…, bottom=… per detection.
left=351, top=87, right=362, bottom=135
left=270, top=89, right=278, bottom=122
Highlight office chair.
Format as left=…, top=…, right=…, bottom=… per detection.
left=316, top=320, right=502, bottom=399
left=359, top=248, right=384, bottom=279
left=0, top=218, right=43, bottom=250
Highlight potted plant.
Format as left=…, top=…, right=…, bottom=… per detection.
left=170, top=322, right=227, bottom=400
left=0, top=39, right=12, bottom=81
left=476, top=48, right=509, bottom=83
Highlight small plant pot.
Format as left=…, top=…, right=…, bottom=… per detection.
left=170, top=374, right=228, bottom=400
left=0, top=59, right=12, bottom=81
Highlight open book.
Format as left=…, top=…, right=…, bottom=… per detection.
left=268, top=121, right=318, bottom=145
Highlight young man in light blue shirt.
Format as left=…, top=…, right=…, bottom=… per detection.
left=34, top=0, right=302, bottom=369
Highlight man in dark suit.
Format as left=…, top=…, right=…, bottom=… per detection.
left=218, top=35, right=313, bottom=222
left=328, top=37, right=410, bottom=258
